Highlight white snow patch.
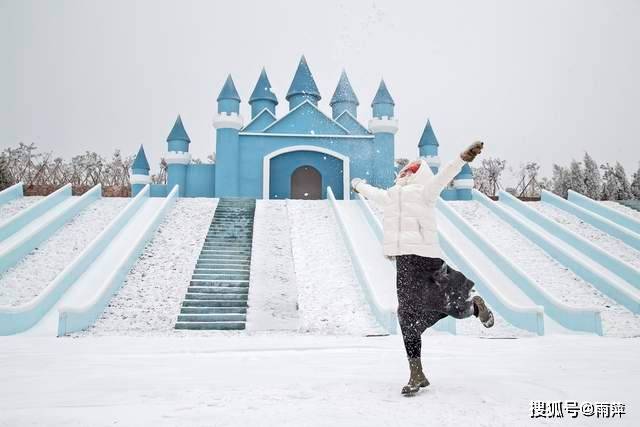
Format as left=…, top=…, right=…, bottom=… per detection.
left=246, top=200, right=299, bottom=331
left=0, top=196, right=44, bottom=221
left=450, top=201, right=640, bottom=337
left=287, top=200, right=384, bottom=335
left=0, top=198, right=129, bottom=307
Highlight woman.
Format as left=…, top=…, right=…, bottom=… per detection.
left=351, top=141, right=494, bottom=395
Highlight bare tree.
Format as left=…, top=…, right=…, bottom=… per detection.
left=474, top=157, right=506, bottom=197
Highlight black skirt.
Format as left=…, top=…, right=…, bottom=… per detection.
left=396, top=254, right=476, bottom=322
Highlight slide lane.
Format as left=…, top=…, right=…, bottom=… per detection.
left=23, top=195, right=168, bottom=336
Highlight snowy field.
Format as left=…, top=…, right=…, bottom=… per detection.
left=0, top=334, right=638, bottom=427
left=0, top=197, right=129, bottom=306
left=449, top=201, right=640, bottom=337
left=0, top=196, right=44, bottom=220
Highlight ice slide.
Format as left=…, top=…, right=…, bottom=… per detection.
left=567, top=190, right=640, bottom=236
left=474, top=189, right=640, bottom=314
left=0, top=185, right=178, bottom=336
left=329, top=187, right=604, bottom=335
left=0, top=182, right=23, bottom=206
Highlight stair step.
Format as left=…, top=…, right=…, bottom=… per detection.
left=180, top=306, right=247, bottom=314
left=192, top=274, right=249, bottom=282
left=188, top=286, right=249, bottom=294
left=190, top=280, right=249, bottom=287
left=196, top=262, right=250, bottom=268
left=194, top=267, right=249, bottom=273
left=185, top=292, right=248, bottom=301
left=175, top=321, right=246, bottom=330
left=178, top=313, right=246, bottom=322
left=183, top=300, right=246, bottom=307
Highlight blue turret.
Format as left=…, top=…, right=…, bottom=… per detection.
left=213, top=75, right=243, bottom=197
left=249, top=68, right=278, bottom=118
left=330, top=70, right=359, bottom=119
left=368, top=79, right=397, bottom=188
left=130, top=144, right=151, bottom=197
left=371, top=79, right=395, bottom=118
left=166, top=115, right=191, bottom=197
left=418, top=119, right=440, bottom=174
left=286, top=55, right=321, bottom=110
left=454, top=163, right=474, bottom=200
left=217, top=75, right=241, bottom=114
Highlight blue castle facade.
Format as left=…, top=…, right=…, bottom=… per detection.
left=130, top=56, right=473, bottom=200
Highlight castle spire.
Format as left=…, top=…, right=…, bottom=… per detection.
left=166, top=115, right=191, bottom=143
left=330, top=70, right=359, bottom=119
left=371, top=79, right=395, bottom=107
left=286, top=55, right=321, bottom=109
left=217, top=75, right=241, bottom=102
left=132, top=144, right=150, bottom=171
left=249, top=68, right=278, bottom=118
left=418, top=119, right=438, bottom=147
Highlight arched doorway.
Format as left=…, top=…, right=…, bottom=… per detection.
left=291, top=165, right=321, bottom=199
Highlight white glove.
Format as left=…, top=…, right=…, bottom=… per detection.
left=351, top=178, right=365, bottom=193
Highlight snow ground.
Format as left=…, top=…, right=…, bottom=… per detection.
left=450, top=201, right=640, bottom=337
left=78, top=198, right=217, bottom=336
left=0, top=196, right=44, bottom=221
left=0, top=198, right=128, bottom=307
left=246, top=200, right=299, bottom=331
left=529, top=201, right=640, bottom=270
left=0, top=334, right=637, bottom=427
left=602, top=200, right=640, bottom=222
left=287, top=200, right=384, bottom=336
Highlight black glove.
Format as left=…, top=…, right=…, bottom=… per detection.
left=460, top=141, right=484, bottom=162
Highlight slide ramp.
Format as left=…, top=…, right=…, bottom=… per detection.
left=22, top=196, right=167, bottom=336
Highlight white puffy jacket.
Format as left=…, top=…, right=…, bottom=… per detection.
left=354, top=156, right=466, bottom=259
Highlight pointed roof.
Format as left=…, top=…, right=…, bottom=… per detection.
left=371, top=79, right=395, bottom=106
left=132, top=145, right=150, bottom=171
left=286, top=55, right=321, bottom=101
left=166, top=115, right=191, bottom=143
left=217, top=75, right=241, bottom=102
left=330, top=70, right=359, bottom=106
left=249, top=68, right=278, bottom=104
left=418, top=120, right=439, bottom=147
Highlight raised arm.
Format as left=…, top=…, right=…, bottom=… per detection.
left=351, top=178, right=390, bottom=206
left=430, top=141, right=484, bottom=190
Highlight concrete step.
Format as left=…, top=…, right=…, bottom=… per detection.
left=198, top=256, right=251, bottom=262
left=183, top=299, right=246, bottom=307
left=185, top=292, right=248, bottom=301
left=180, top=306, right=247, bottom=314
left=194, top=268, right=249, bottom=274
left=175, top=321, right=246, bottom=330
left=201, top=250, right=252, bottom=256
left=190, top=279, right=249, bottom=287
left=203, top=241, right=252, bottom=246
left=177, top=313, right=246, bottom=322
left=196, top=262, right=250, bottom=268
left=188, top=286, right=249, bottom=294
left=192, top=274, right=249, bottom=281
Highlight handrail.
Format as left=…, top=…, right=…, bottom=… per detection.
left=568, top=190, right=640, bottom=235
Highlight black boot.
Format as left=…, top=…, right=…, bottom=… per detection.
left=401, top=357, right=430, bottom=395
left=472, top=295, right=494, bottom=328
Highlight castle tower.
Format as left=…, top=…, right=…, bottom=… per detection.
left=130, top=144, right=150, bottom=197
left=166, top=115, right=191, bottom=197
left=330, top=70, right=359, bottom=119
left=454, top=163, right=474, bottom=200
left=286, top=56, right=321, bottom=110
left=249, top=68, right=278, bottom=119
left=418, top=119, right=440, bottom=174
left=368, top=79, right=397, bottom=187
left=213, top=74, right=243, bottom=197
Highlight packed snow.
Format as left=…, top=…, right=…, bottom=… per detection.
left=246, top=200, right=299, bottom=331
left=602, top=200, right=640, bottom=222
left=0, top=196, right=44, bottom=221
left=449, top=201, right=640, bottom=337
left=1, top=334, right=638, bottom=427
left=287, top=200, right=385, bottom=336
left=78, top=198, right=217, bottom=336
left=528, top=201, right=640, bottom=270
left=0, top=197, right=128, bottom=307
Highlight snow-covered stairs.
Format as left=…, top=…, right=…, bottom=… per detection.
left=175, top=198, right=256, bottom=330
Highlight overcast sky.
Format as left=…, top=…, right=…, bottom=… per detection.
left=2, top=0, right=639, bottom=185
